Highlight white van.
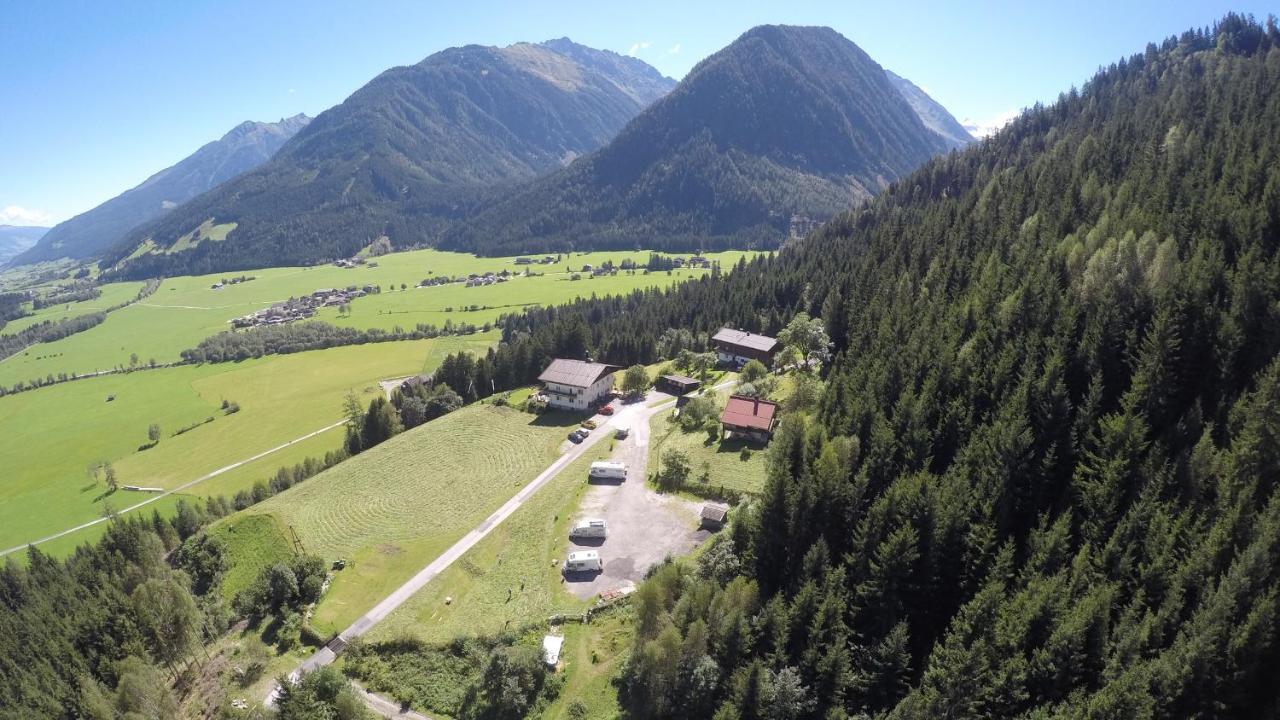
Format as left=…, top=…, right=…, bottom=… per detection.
left=563, top=551, right=603, bottom=573
left=589, top=461, right=628, bottom=481
left=569, top=518, right=608, bottom=539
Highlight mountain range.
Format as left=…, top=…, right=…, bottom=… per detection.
left=444, top=25, right=964, bottom=255
left=103, top=39, right=677, bottom=277
left=10, top=115, right=310, bottom=267
left=0, top=226, right=47, bottom=265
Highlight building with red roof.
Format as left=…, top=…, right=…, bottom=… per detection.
left=719, top=395, right=779, bottom=441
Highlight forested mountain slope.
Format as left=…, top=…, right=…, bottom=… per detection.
left=106, top=40, right=674, bottom=278
left=10, top=115, right=309, bottom=266
left=443, top=25, right=952, bottom=255
left=433, top=16, right=1280, bottom=717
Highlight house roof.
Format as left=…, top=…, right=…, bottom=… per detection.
left=720, top=395, right=779, bottom=432
left=538, top=359, right=617, bottom=388
left=660, top=374, right=701, bottom=387
left=712, top=327, right=778, bottom=354
left=701, top=504, right=729, bottom=522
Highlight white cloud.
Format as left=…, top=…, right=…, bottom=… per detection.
left=961, top=108, right=1019, bottom=138
left=668, top=43, right=681, bottom=55
left=627, top=41, right=651, bottom=56
left=288, top=88, right=296, bottom=94
left=0, top=205, right=54, bottom=226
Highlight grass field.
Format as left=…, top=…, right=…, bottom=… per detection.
left=542, top=609, right=633, bottom=720
left=0, top=334, right=495, bottom=554
left=0, top=280, right=145, bottom=335
left=209, top=514, right=295, bottom=602
left=0, top=248, right=759, bottom=387
left=646, top=385, right=771, bottom=497
left=369, top=443, right=614, bottom=644
left=215, top=402, right=580, bottom=635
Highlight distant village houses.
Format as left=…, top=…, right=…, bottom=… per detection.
left=229, top=286, right=371, bottom=328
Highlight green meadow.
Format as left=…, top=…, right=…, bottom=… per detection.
left=0, top=248, right=758, bottom=387
left=0, top=334, right=494, bottom=554
left=213, top=402, right=578, bottom=636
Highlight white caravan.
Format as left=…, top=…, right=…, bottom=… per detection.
left=569, top=518, right=608, bottom=539
left=588, top=461, right=628, bottom=481
left=563, top=551, right=603, bottom=573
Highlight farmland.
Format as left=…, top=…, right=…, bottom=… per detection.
left=367, top=443, right=613, bottom=644
left=0, top=248, right=758, bottom=387
left=0, top=334, right=494, bottom=553
left=213, top=402, right=579, bottom=635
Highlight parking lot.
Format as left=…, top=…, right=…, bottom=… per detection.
left=562, top=397, right=712, bottom=599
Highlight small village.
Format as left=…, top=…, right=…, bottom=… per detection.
left=228, top=286, right=374, bottom=328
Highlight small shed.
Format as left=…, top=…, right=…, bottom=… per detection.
left=542, top=634, right=565, bottom=667
left=656, top=374, right=701, bottom=396
left=700, top=503, right=730, bottom=530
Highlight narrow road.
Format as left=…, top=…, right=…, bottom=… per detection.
left=268, top=379, right=735, bottom=706
left=0, top=418, right=347, bottom=557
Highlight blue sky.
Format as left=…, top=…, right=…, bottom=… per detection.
left=1, top=0, right=1272, bottom=226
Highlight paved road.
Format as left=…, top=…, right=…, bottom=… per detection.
left=0, top=418, right=347, bottom=557
left=266, top=388, right=714, bottom=704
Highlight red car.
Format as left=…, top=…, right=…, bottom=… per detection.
left=599, top=404, right=615, bottom=416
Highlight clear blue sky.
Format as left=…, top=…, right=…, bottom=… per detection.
left=1, top=0, right=1272, bottom=226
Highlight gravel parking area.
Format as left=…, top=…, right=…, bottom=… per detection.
left=563, top=398, right=711, bottom=599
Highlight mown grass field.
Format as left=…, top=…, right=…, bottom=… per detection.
left=646, top=384, right=771, bottom=497
left=542, top=609, right=633, bottom=720
left=216, top=402, right=580, bottom=635
left=369, top=443, right=614, bottom=644
left=0, top=280, right=144, bottom=335
left=0, top=335, right=494, bottom=554
left=0, top=248, right=759, bottom=387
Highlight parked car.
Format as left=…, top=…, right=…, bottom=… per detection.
left=569, top=518, right=608, bottom=539
left=568, top=429, right=585, bottom=443
left=578, top=426, right=592, bottom=437
left=614, top=426, right=630, bottom=439
left=563, top=550, right=603, bottom=573
left=599, top=405, right=614, bottom=416
left=581, top=419, right=598, bottom=429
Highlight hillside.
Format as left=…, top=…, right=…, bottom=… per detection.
left=422, top=16, right=1280, bottom=717
left=884, top=68, right=972, bottom=149
left=0, top=225, right=46, bottom=265
left=443, top=25, right=953, bottom=255
left=9, top=115, right=309, bottom=266
left=107, top=40, right=675, bottom=278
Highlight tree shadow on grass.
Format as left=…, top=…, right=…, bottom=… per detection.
left=715, top=436, right=767, bottom=458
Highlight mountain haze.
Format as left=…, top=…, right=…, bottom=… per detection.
left=0, top=226, right=47, bottom=265
left=884, top=68, right=972, bottom=149
left=108, top=40, right=676, bottom=278
left=445, top=25, right=955, bottom=255
left=10, top=115, right=309, bottom=266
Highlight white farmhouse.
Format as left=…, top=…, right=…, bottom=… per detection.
left=538, top=359, right=618, bottom=411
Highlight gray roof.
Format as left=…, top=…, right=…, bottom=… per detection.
left=538, top=359, right=617, bottom=388
left=701, top=504, right=729, bottom=522
left=712, top=327, right=778, bottom=353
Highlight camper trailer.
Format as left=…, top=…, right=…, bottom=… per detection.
left=588, top=461, right=628, bottom=481
left=569, top=519, right=608, bottom=539
left=563, top=551, right=603, bottom=573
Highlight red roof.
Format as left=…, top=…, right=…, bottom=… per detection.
left=719, top=395, right=779, bottom=432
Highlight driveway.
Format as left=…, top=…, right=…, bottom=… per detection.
left=563, top=395, right=711, bottom=599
